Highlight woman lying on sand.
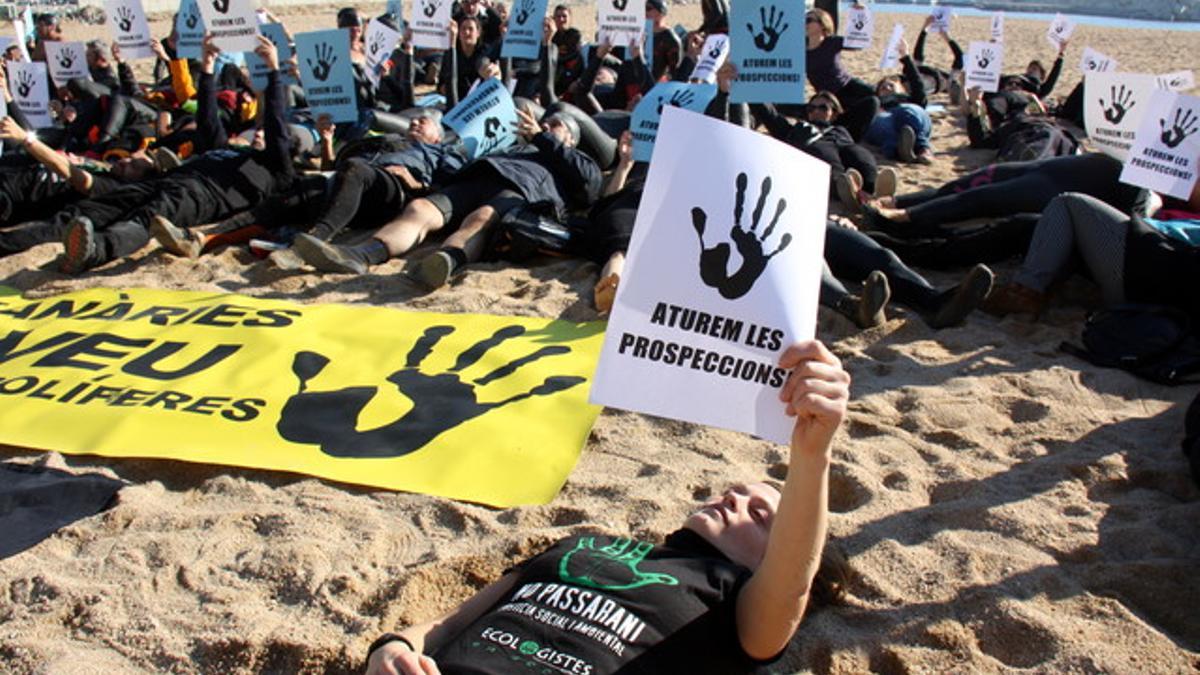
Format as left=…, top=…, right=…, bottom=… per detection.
left=366, top=340, right=851, bottom=674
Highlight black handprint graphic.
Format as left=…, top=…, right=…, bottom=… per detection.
left=212, top=0, right=230, bottom=14
left=307, top=42, right=337, bottom=82
left=185, top=10, right=199, bottom=29
left=57, top=50, right=75, bottom=69
left=483, top=116, right=501, bottom=138
left=692, top=173, right=792, bottom=300
left=747, top=5, right=789, bottom=52
left=116, top=6, right=135, bottom=32
left=656, top=88, right=695, bottom=115
left=707, top=41, right=723, bottom=59
left=612, top=0, right=628, bottom=11
left=976, top=48, right=995, bottom=70
left=1099, top=84, right=1135, bottom=125
left=514, top=0, right=535, bottom=25
left=852, top=14, right=865, bottom=31
left=1160, top=107, right=1198, bottom=149
left=276, top=325, right=585, bottom=458
left=422, top=0, right=442, bottom=18
left=476, top=116, right=504, bottom=154
left=16, top=71, right=33, bottom=97
left=368, top=32, right=386, bottom=57
left=1083, top=57, right=1098, bottom=71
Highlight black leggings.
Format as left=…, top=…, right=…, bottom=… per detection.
left=804, top=140, right=878, bottom=195
left=833, top=78, right=881, bottom=143
left=311, top=158, right=408, bottom=240
left=821, top=224, right=942, bottom=313
left=891, top=153, right=1139, bottom=234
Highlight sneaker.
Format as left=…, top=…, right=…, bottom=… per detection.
left=291, top=232, right=367, bottom=274
left=929, top=264, right=995, bottom=328
left=873, top=166, right=898, bottom=199
left=60, top=216, right=98, bottom=275
left=857, top=270, right=891, bottom=328
left=415, top=250, right=457, bottom=289
left=897, top=126, right=917, bottom=163
left=268, top=247, right=306, bottom=270
left=982, top=281, right=1046, bottom=318
left=835, top=169, right=864, bottom=213
left=150, top=215, right=202, bottom=258
left=149, top=147, right=181, bottom=172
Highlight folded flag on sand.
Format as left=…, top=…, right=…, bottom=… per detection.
left=0, top=286, right=604, bottom=506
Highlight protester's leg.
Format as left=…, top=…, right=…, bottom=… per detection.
left=417, top=190, right=525, bottom=288
left=825, top=225, right=939, bottom=310
left=840, top=144, right=878, bottom=194
left=865, top=214, right=1038, bottom=269
left=892, top=103, right=932, bottom=153
left=310, top=159, right=405, bottom=240
left=1011, top=193, right=1128, bottom=301
left=864, top=111, right=898, bottom=158
left=834, top=80, right=881, bottom=142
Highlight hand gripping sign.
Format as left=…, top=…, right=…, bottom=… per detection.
left=597, top=0, right=644, bottom=49
left=630, top=82, right=718, bottom=162
left=1120, top=90, right=1200, bottom=201
left=730, top=0, right=805, bottom=104
left=928, top=6, right=951, bottom=34
left=1046, top=13, right=1075, bottom=51
left=364, top=19, right=403, bottom=84
left=248, top=23, right=295, bottom=91
left=105, top=0, right=155, bottom=60
left=295, top=29, right=357, bottom=123
left=196, top=0, right=260, bottom=53
left=590, top=108, right=829, bottom=444
left=689, top=33, right=728, bottom=84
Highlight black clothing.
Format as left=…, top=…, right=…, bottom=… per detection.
left=464, top=131, right=602, bottom=219
left=753, top=104, right=878, bottom=193
left=1124, top=216, right=1200, bottom=320
left=912, top=28, right=963, bottom=93
left=966, top=113, right=1079, bottom=163
left=651, top=28, right=682, bottom=82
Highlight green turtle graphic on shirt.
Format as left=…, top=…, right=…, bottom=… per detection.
left=559, top=537, right=680, bottom=591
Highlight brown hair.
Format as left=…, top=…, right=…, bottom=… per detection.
left=811, top=90, right=844, bottom=116
left=806, top=8, right=835, bottom=36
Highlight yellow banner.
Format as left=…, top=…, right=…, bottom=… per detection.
left=0, top=286, right=604, bottom=506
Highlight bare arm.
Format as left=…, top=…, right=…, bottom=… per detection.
left=735, top=340, right=849, bottom=659
left=601, top=130, right=634, bottom=197
left=0, top=116, right=93, bottom=193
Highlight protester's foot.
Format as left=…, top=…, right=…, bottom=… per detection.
left=928, top=264, right=995, bottom=328
left=982, top=281, right=1046, bottom=318
left=874, top=167, right=898, bottom=199
left=594, top=273, right=620, bottom=314
left=268, top=247, right=305, bottom=270
left=835, top=169, right=865, bottom=213
left=897, top=126, right=918, bottom=163
left=856, top=270, right=891, bottom=328
left=150, top=215, right=202, bottom=258
left=914, top=148, right=934, bottom=165
left=292, top=233, right=368, bottom=274
left=415, top=250, right=457, bottom=289
left=60, top=216, right=99, bottom=275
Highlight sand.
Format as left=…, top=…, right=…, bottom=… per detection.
left=1, top=5, right=1199, bottom=674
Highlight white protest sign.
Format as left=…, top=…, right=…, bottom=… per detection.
left=1120, top=91, right=1200, bottom=200
left=689, top=34, right=728, bottom=84
left=12, top=21, right=30, bottom=61
left=197, top=0, right=260, bottom=53
left=1079, top=47, right=1116, bottom=75
left=965, top=41, right=1003, bottom=93
left=105, top=0, right=155, bottom=60
left=591, top=108, right=829, bottom=443
left=597, top=0, right=643, bottom=49
left=6, top=61, right=52, bottom=128
left=1157, top=70, right=1196, bottom=92
left=45, top=41, right=89, bottom=87
left=1084, top=72, right=1159, bottom=161
left=411, top=0, right=452, bottom=50
left=1046, top=13, right=1074, bottom=51
left=175, top=0, right=206, bottom=60
left=365, top=19, right=402, bottom=79
left=879, top=24, right=903, bottom=71
left=502, top=0, right=549, bottom=60
left=928, top=7, right=951, bottom=34
left=843, top=5, right=873, bottom=50
left=990, top=12, right=1004, bottom=42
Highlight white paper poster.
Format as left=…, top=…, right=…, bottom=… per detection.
left=689, top=34, right=728, bottom=84
left=879, top=24, right=903, bottom=71
left=1084, top=72, right=1160, bottom=161
left=365, top=19, right=402, bottom=77
left=990, top=12, right=1004, bottom=42
left=6, top=61, right=52, bottom=129
left=175, top=0, right=206, bottom=59
left=928, top=7, right=951, bottom=34
left=843, top=5, right=873, bottom=50
left=597, top=0, right=644, bottom=49
left=1079, top=47, right=1116, bottom=75
left=590, top=108, right=829, bottom=444
left=1157, top=70, right=1196, bottom=92
left=1120, top=91, right=1199, bottom=200
left=1046, top=13, right=1074, bottom=51
left=197, top=0, right=260, bottom=53
left=105, top=0, right=155, bottom=60
left=411, top=0, right=452, bottom=50
left=965, top=40, right=1003, bottom=93
left=45, top=41, right=89, bottom=86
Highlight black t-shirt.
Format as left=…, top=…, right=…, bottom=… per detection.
left=432, top=530, right=775, bottom=674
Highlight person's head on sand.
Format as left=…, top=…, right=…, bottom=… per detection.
left=1025, top=59, right=1047, bottom=82
left=807, top=91, right=843, bottom=124
left=806, top=8, right=835, bottom=49
left=876, top=74, right=907, bottom=98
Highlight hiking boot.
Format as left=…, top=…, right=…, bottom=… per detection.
left=874, top=166, right=898, bottom=199
left=292, top=233, right=367, bottom=274
left=60, top=216, right=99, bottom=275
left=150, top=215, right=202, bottom=258
left=897, top=126, right=917, bottom=163
left=415, top=250, right=457, bottom=289
left=835, top=169, right=864, bottom=213
left=982, top=281, right=1046, bottom=318
left=857, top=270, right=891, bottom=328
left=929, top=264, right=995, bottom=328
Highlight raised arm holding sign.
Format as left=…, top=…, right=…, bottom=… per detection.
left=104, top=0, right=155, bottom=60
left=196, top=0, right=260, bottom=53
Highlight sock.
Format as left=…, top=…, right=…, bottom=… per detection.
left=440, top=246, right=468, bottom=273
left=350, top=238, right=391, bottom=265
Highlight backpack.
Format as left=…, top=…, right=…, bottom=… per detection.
left=1059, top=304, right=1200, bottom=385
left=487, top=207, right=580, bottom=262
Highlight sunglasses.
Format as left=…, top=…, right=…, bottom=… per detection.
left=809, top=103, right=833, bottom=111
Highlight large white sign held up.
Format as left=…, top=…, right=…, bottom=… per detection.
left=590, top=108, right=829, bottom=444
left=1084, top=72, right=1159, bottom=161
left=843, top=5, right=873, bottom=50
left=104, top=0, right=155, bottom=60
left=196, top=0, right=260, bottom=53
left=965, top=40, right=1003, bottom=93
left=411, top=0, right=453, bottom=49
left=1120, top=91, right=1200, bottom=201
left=597, top=0, right=643, bottom=48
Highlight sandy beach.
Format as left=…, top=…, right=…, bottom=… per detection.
left=1, top=5, right=1199, bottom=673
